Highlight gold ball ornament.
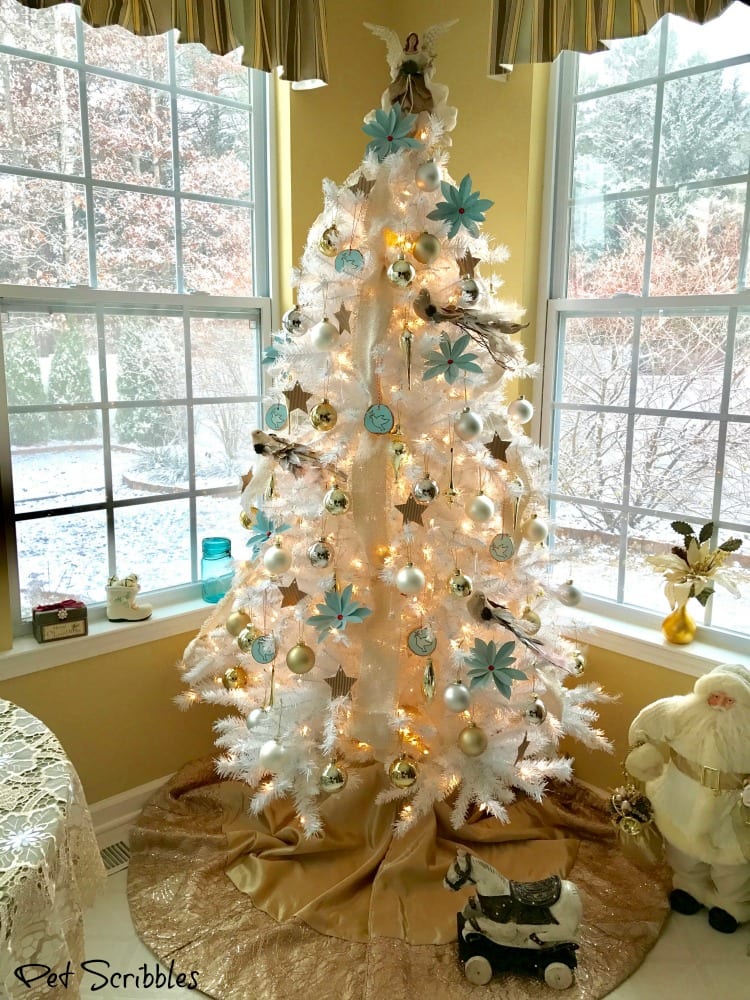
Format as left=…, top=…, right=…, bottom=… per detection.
left=320, top=760, right=348, bottom=794
left=413, top=231, right=441, bottom=265
left=521, top=606, right=542, bottom=634
left=222, top=666, right=248, bottom=690
left=226, top=609, right=253, bottom=637
left=236, top=623, right=262, bottom=652
left=571, top=650, right=586, bottom=675
left=286, top=641, right=316, bottom=675
left=239, top=509, right=256, bottom=530
left=458, top=722, right=488, bottom=757
left=323, top=485, right=351, bottom=516
left=310, top=399, right=338, bottom=432
left=386, top=255, right=416, bottom=289
left=389, top=753, right=419, bottom=789
left=319, top=224, right=340, bottom=257
left=448, top=569, right=473, bottom=597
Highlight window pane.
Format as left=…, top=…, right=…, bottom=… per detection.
left=87, top=76, right=173, bottom=188
left=177, top=96, right=252, bottom=199
left=568, top=196, right=647, bottom=297
left=104, top=314, right=186, bottom=400
left=630, top=414, right=718, bottom=518
left=11, top=434, right=105, bottom=514
left=577, top=28, right=661, bottom=94
left=551, top=500, right=621, bottom=601
left=636, top=314, right=727, bottom=413
left=0, top=176, right=89, bottom=286
left=559, top=316, right=633, bottom=406
left=721, top=422, right=750, bottom=523
left=623, top=514, right=685, bottom=613
left=115, top=499, right=191, bottom=591
left=573, top=87, right=656, bottom=196
left=708, top=528, right=750, bottom=633
left=649, top=184, right=744, bottom=296
left=181, top=199, right=253, bottom=295
left=729, top=312, right=750, bottom=415
left=174, top=44, right=250, bottom=103
left=82, top=20, right=169, bottom=82
left=16, top=509, right=108, bottom=616
left=659, top=66, right=750, bottom=186
left=110, top=405, right=188, bottom=499
left=0, top=55, right=83, bottom=174
left=196, top=495, right=244, bottom=567
left=554, top=409, right=628, bottom=503
left=94, top=188, right=176, bottom=291
left=0, top=0, right=77, bottom=61
left=665, top=7, right=750, bottom=73
left=193, top=402, right=260, bottom=489
left=190, top=317, right=259, bottom=396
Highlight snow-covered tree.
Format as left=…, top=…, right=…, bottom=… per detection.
left=4, top=327, right=47, bottom=445
left=47, top=323, right=97, bottom=441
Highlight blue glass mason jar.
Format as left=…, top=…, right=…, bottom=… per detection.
left=201, top=536, right=233, bottom=603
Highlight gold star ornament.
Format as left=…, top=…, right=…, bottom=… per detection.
left=348, top=174, right=375, bottom=198
left=283, top=381, right=313, bottom=415
left=334, top=302, right=352, bottom=335
left=278, top=578, right=309, bottom=608
left=457, top=251, right=481, bottom=277
left=485, top=433, right=511, bottom=463
left=395, top=496, right=426, bottom=527
left=324, top=665, right=357, bottom=699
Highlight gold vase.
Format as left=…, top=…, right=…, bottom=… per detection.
left=661, top=604, right=697, bottom=645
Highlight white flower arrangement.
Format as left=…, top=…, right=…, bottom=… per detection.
left=647, top=520, right=742, bottom=610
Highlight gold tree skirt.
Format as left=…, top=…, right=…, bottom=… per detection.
left=127, top=758, right=671, bottom=1000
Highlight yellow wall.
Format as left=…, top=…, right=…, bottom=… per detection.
left=0, top=0, right=704, bottom=805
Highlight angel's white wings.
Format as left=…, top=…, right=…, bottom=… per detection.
left=363, top=23, right=403, bottom=79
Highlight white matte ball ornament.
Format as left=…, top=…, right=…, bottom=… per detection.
left=396, top=562, right=425, bottom=595
left=415, top=160, right=440, bottom=192
left=523, top=514, right=549, bottom=544
left=246, top=707, right=267, bottom=729
left=444, top=680, right=471, bottom=713
left=258, top=738, right=288, bottom=771
left=468, top=492, right=495, bottom=524
left=558, top=579, right=582, bottom=607
left=263, top=540, right=292, bottom=574
left=507, top=395, right=534, bottom=424
left=454, top=406, right=484, bottom=442
left=309, top=317, right=339, bottom=351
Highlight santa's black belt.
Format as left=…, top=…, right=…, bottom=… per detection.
left=669, top=748, right=749, bottom=792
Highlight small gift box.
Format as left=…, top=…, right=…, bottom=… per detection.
left=32, top=600, right=88, bottom=643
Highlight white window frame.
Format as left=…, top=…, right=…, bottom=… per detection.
left=536, top=39, right=750, bottom=675
left=0, top=9, right=276, bottom=675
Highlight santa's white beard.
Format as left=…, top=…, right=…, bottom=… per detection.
left=670, top=694, right=750, bottom=774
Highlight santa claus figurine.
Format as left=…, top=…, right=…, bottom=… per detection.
left=626, top=663, right=750, bottom=933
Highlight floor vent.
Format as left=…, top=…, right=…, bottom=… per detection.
left=100, top=840, right=130, bottom=874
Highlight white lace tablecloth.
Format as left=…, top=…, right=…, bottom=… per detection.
left=0, top=698, right=106, bottom=999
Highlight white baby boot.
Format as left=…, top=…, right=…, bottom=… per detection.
left=106, top=573, right=153, bottom=622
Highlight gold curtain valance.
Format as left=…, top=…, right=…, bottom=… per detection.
left=489, top=0, right=738, bottom=72
left=14, top=0, right=329, bottom=86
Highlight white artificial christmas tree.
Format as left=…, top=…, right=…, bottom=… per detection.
left=178, top=22, right=610, bottom=839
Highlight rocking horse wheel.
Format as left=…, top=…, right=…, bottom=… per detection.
left=464, top=955, right=493, bottom=986
left=543, top=961, right=574, bottom=990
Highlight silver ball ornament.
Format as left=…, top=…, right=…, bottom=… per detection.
left=444, top=680, right=471, bottom=713
left=309, top=317, right=339, bottom=351
left=323, top=485, right=351, bottom=515
left=415, top=160, right=440, bottom=192
left=459, top=277, right=480, bottom=305
left=320, top=761, right=348, bottom=794
left=388, top=753, right=419, bottom=789
left=286, top=641, right=316, bottom=675
left=458, top=723, right=488, bottom=756
left=258, top=738, right=288, bottom=771
left=468, top=492, right=495, bottom=524
left=308, top=538, right=333, bottom=568
left=246, top=707, right=267, bottom=729
left=524, top=696, right=548, bottom=726
left=507, top=395, right=534, bottom=424
left=558, top=579, right=582, bottom=607
left=396, top=562, right=425, bottom=596
left=454, top=406, right=484, bottom=442
left=413, top=231, right=441, bottom=265
left=387, top=255, right=416, bottom=289
left=571, top=651, right=586, bottom=675
left=447, top=569, right=473, bottom=597
left=523, top=515, right=549, bottom=544
left=412, top=476, right=440, bottom=504
left=263, top=540, right=292, bottom=574
left=236, top=624, right=261, bottom=652
left=282, top=305, right=306, bottom=336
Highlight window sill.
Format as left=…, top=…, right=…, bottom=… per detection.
left=0, top=599, right=212, bottom=681
left=569, top=605, right=743, bottom=678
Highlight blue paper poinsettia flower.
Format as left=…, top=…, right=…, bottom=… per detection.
left=423, top=333, right=483, bottom=384
left=362, top=106, right=422, bottom=162
left=427, top=174, right=494, bottom=238
left=245, top=511, right=290, bottom=558
left=262, top=334, right=288, bottom=366
left=466, top=638, right=525, bottom=698
left=307, top=583, right=372, bottom=636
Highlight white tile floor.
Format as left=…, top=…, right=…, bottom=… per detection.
left=83, top=829, right=749, bottom=999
